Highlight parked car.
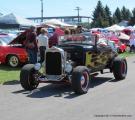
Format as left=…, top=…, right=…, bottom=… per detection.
left=116, top=42, right=127, bottom=53
left=0, top=34, right=28, bottom=67
left=109, top=37, right=127, bottom=53
left=20, top=33, right=127, bottom=95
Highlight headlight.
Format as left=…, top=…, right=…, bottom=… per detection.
left=65, top=61, right=72, bottom=73
left=34, top=63, right=41, bottom=71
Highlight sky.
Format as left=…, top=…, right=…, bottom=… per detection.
left=0, top=0, right=135, bottom=18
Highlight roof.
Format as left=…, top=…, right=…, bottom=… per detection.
left=118, top=32, right=130, bottom=40
left=106, top=24, right=124, bottom=31
left=0, top=13, right=37, bottom=28
left=44, top=19, right=76, bottom=28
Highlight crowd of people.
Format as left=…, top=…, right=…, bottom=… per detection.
left=25, top=25, right=83, bottom=64
left=25, top=25, right=135, bottom=64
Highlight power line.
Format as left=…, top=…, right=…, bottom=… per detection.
left=74, top=6, right=81, bottom=25
left=40, top=0, right=44, bottom=22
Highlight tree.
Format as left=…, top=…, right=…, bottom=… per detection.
left=132, top=8, right=135, bottom=17
left=129, top=8, right=135, bottom=26
left=105, top=5, right=112, bottom=26
left=91, top=0, right=107, bottom=27
left=121, top=6, right=132, bottom=20
left=113, top=7, right=122, bottom=23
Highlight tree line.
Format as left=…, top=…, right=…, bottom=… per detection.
left=81, top=0, right=135, bottom=28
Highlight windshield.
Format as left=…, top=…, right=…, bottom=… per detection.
left=0, top=35, right=16, bottom=46
left=58, top=32, right=95, bottom=45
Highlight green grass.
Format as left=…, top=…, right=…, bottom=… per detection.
left=119, top=52, right=135, bottom=58
left=0, top=65, right=20, bottom=84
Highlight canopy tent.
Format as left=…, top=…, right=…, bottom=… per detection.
left=40, top=23, right=58, bottom=28
left=106, top=24, right=124, bottom=31
left=125, top=26, right=135, bottom=31
left=90, top=28, right=101, bottom=31
left=122, top=26, right=135, bottom=36
left=110, top=36, right=119, bottom=43
left=0, top=13, right=3, bottom=16
left=0, top=13, right=37, bottom=29
left=118, top=20, right=128, bottom=27
left=44, top=19, right=76, bottom=28
left=118, top=32, right=130, bottom=40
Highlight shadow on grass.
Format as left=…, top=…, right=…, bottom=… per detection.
left=0, top=64, right=21, bottom=71
left=12, top=76, right=116, bottom=99
left=3, top=80, right=20, bottom=85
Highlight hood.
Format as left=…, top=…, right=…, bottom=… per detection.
left=8, top=30, right=28, bottom=45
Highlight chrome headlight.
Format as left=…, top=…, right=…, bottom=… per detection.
left=65, top=61, right=72, bottom=73
left=34, top=63, right=41, bottom=71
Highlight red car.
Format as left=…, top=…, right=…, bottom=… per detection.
left=0, top=33, right=28, bottom=67
left=108, top=36, right=127, bottom=53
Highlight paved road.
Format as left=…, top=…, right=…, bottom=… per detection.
left=0, top=56, right=135, bottom=120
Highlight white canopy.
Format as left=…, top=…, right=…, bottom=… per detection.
left=44, top=19, right=76, bottom=28
left=0, top=13, right=37, bottom=28
left=106, top=24, right=124, bottom=31
left=90, top=28, right=101, bottom=31
left=125, top=26, right=135, bottom=31
left=118, top=32, right=130, bottom=40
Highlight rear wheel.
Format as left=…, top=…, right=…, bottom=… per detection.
left=20, top=64, right=39, bottom=90
left=71, top=66, right=90, bottom=94
left=8, top=55, right=19, bottom=67
left=112, top=57, right=127, bottom=80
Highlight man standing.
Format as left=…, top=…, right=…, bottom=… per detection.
left=37, top=28, right=49, bottom=63
left=25, top=26, right=38, bottom=64
left=49, top=28, right=58, bottom=47
left=129, top=31, right=135, bottom=52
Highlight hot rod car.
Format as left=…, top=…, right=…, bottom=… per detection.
left=20, top=32, right=127, bottom=94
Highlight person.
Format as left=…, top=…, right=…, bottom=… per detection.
left=37, top=28, right=49, bottom=63
left=64, top=29, right=70, bottom=35
left=129, top=32, right=135, bottom=52
left=76, top=25, right=83, bottom=34
left=49, top=28, right=59, bottom=47
left=25, top=26, right=38, bottom=64
left=70, top=29, right=76, bottom=34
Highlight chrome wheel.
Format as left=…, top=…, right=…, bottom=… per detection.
left=8, top=55, right=19, bottom=67
left=81, top=71, right=89, bottom=91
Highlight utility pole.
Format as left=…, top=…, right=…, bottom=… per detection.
left=40, top=0, right=43, bottom=22
left=74, top=6, right=81, bottom=25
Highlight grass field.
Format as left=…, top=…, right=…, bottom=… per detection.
left=0, top=52, right=135, bottom=84
left=119, top=52, right=135, bottom=58
left=0, top=65, right=20, bottom=84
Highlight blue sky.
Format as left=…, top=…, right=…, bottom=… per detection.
left=0, top=0, right=135, bottom=18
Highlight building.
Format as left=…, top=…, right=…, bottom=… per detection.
left=27, top=16, right=91, bottom=25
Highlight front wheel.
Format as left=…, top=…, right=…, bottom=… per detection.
left=71, top=66, right=90, bottom=94
left=20, top=64, right=39, bottom=90
left=112, top=57, right=127, bottom=80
